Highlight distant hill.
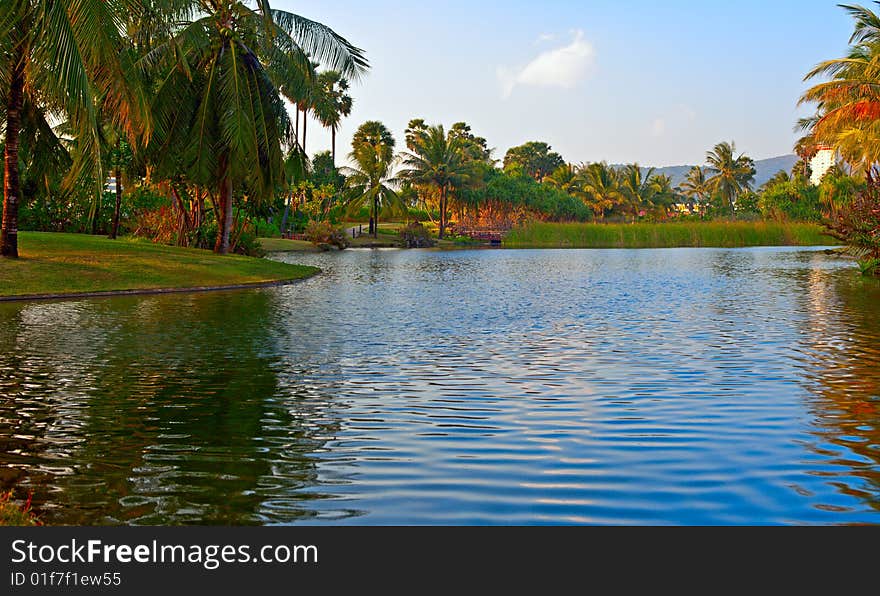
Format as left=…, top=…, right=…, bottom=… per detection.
left=612, top=155, right=799, bottom=189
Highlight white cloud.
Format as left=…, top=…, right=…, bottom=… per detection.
left=652, top=118, right=666, bottom=137
left=535, top=33, right=557, bottom=44
left=498, top=30, right=595, bottom=99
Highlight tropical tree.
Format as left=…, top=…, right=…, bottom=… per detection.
left=800, top=3, right=880, bottom=179
left=578, top=162, right=624, bottom=219
left=705, top=141, right=755, bottom=213
left=502, top=141, right=564, bottom=182
left=619, top=163, right=657, bottom=216
left=544, top=164, right=581, bottom=195
left=313, top=70, right=353, bottom=165
left=680, top=166, right=710, bottom=214
left=344, top=121, right=403, bottom=238
left=649, top=174, right=676, bottom=218
left=399, top=123, right=471, bottom=239
left=761, top=170, right=792, bottom=192
left=144, top=0, right=367, bottom=254
left=0, top=0, right=151, bottom=258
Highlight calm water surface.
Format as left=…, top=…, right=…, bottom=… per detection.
left=1, top=247, right=879, bottom=525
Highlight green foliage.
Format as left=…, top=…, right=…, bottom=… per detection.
left=857, top=258, right=880, bottom=276
left=503, top=141, right=565, bottom=181
left=345, top=121, right=405, bottom=236
left=253, top=219, right=281, bottom=238
left=735, top=191, right=761, bottom=217
left=462, top=170, right=593, bottom=222
left=310, top=151, right=346, bottom=191
left=758, top=179, right=823, bottom=222
left=705, top=141, right=756, bottom=213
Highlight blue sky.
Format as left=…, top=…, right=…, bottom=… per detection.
left=277, top=0, right=856, bottom=167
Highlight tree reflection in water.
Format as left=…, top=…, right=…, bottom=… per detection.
left=800, top=266, right=880, bottom=514
left=0, top=292, right=352, bottom=525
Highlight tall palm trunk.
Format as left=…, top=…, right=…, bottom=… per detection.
left=331, top=126, right=336, bottom=166
left=302, top=109, right=308, bottom=154
left=373, top=195, right=379, bottom=239
left=215, top=158, right=233, bottom=254
left=2, top=41, right=26, bottom=258
left=438, top=185, right=447, bottom=239
left=110, top=164, right=122, bottom=239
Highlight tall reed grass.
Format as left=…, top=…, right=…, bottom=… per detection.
left=503, top=221, right=838, bottom=249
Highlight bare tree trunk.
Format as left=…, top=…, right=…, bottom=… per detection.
left=2, top=41, right=25, bottom=258
left=215, top=159, right=233, bottom=254
left=295, top=104, right=300, bottom=143
left=302, top=109, right=308, bottom=154
left=373, top=196, right=378, bottom=239
left=332, top=126, right=336, bottom=166
left=438, top=186, right=447, bottom=239
left=195, top=187, right=204, bottom=230
left=110, top=165, right=122, bottom=239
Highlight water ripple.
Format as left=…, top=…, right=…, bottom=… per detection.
left=0, top=247, right=878, bottom=525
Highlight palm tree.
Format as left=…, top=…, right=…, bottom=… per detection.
left=800, top=3, right=880, bottom=180
left=619, top=163, right=657, bottom=216
left=0, top=0, right=150, bottom=258
left=314, top=71, right=353, bottom=166
left=649, top=174, right=676, bottom=218
left=705, top=141, right=755, bottom=214
left=761, top=170, right=791, bottom=192
left=344, top=121, right=403, bottom=238
left=680, top=166, right=709, bottom=214
left=295, top=60, right=319, bottom=155
left=544, top=164, right=581, bottom=195
left=399, top=124, right=471, bottom=239
left=144, top=1, right=367, bottom=254
left=577, top=162, right=624, bottom=219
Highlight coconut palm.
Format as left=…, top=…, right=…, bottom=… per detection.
left=619, top=163, right=657, bottom=216
left=314, top=70, right=353, bottom=166
left=800, top=4, right=880, bottom=180
left=344, top=121, right=403, bottom=238
left=705, top=142, right=755, bottom=213
left=761, top=170, right=792, bottom=192
left=0, top=0, right=154, bottom=257
left=399, top=124, right=471, bottom=239
left=680, top=166, right=710, bottom=214
left=577, top=162, right=624, bottom=219
left=144, top=1, right=367, bottom=254
left=544, top=164, right=581, bottom=195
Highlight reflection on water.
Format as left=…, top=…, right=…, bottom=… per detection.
left=0, top=247, right=878, bottom=525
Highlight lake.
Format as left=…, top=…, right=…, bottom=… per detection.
left=1, top=247, right=879, bottom=525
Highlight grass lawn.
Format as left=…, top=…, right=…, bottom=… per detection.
left=0, top=232, right=319, bottom=299
left=504, top=221, right=839, bottom=249
left=259, top=237, right=320, bottom=252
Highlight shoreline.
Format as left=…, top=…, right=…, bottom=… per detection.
left=0, top=275, right=316, bottom=304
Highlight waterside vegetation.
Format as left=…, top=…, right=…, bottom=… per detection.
left=504, top=222, right=837, bottom=249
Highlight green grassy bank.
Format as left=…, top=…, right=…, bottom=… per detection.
left=0, top=232, right=319, bottom=299
left=503, top=222, right=839, bottom=249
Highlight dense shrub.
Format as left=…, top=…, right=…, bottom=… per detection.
left=398, top=222, right=436, bottom=248
left=305, top=220, right=348, bottom=250
left=759, top=180, right=823, bottom=222
left=825, top=190, right=880, bottom=275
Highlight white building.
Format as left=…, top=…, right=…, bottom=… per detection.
left=810, top=148, right=835, bottom=185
